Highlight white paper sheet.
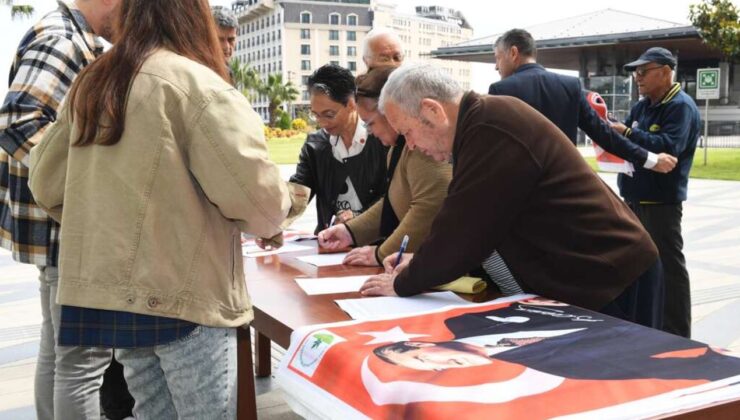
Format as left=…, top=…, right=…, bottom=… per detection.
left=336, top=291, right=473, bottom=320
left=242, top=242, right=312, bottom=257
left=296, top=253, right=349, bottom=267
left=295, top=275, right=372, bottom=295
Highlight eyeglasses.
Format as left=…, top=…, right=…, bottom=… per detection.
left=633, top=66, right=664, bottom=77
left=372, top=53, right=404, bottom=65
left=309, top=106, right=347, bottom=123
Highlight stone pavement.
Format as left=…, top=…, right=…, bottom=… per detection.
left=1, top=168, right=738, bottom=419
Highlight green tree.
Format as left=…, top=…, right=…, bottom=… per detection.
left=3, top=0, right=34, bottom=19
left=258, top=73, right=299, bottom=127
left=229, top=59, right=260, bottom=101
left=689, top=0, right=740, bottom=63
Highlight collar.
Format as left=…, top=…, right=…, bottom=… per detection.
left=331, top=120, right=367, bottom=149
left=452, top=90, right=478, bottom=163
left=649, top=83, right=681, bottom=108
left=59, top=0, right=105, bottom=57
left=513, top=63, right=545, bottom=74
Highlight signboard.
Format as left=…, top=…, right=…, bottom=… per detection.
left=696, top=68, right=720, bottom=100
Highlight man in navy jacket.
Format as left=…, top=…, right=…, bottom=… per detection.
left=488, top=29, right=676, bottom=173
left=611, top=47, right=701, bottom=338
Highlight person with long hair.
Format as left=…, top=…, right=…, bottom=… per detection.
left=318, top=66, right=452, bottom=266
left=28, top=0, right=298, bottom=417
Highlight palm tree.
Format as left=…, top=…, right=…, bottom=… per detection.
left=230, top=59, right=260, bottom=101
left=3, top=0, right=34, bottom=19
left=258, top=73, right=299, bottom=127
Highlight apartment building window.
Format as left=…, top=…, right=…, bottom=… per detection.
left=347, top=31, right=356, bottom=41
left=278, top=61, right=282, bottom=71
left=329, top=45, right=340, bottom=56
left=277, top=29, right=281, bottom=40
left=301, top=44, right=311, bottom=55
left=271, top=15, right=275, bottom=25
left=278, top=45, right=281, bottom=55
left=329, top=13, right=340, bottom=25
left=301, top=60, right=311, bottom=70
left=302, top=91, right=310, bottom=101
left=347, top=46, right=356, bottom=57
left=347, top=14, right=358, bottom=26
left=302, top=75, right=309, bottom=86
left=277, top=13, right=281, bottom=24
left=329, top=30, right=339, bottom=41
left=330, top=60, right=339, bottom=66
left=348, top=61, right=357, bottom=71
left=300, top=29, right=310, bottom=39
left=300, top=11, right=311, bottom=24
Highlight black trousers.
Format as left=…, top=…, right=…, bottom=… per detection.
left=628, top=202, right=691, bottom=338
left=101, top=357, right=135, bottom=420
left=601, top=259, right=664, bottom=330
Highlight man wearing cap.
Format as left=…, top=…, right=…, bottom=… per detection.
left=612, top=47, right=701, bottom=338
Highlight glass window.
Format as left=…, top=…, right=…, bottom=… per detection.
left=348, top=61, right=357, bottom=71
left=301, top=44, right=311, bottom=55
left=330, top=60, right=340, bottom=66
left=329, top=45, right=339, bottom=56
left=301, top=29, right=310, bottom=39
left=347, top=15, right=357, bottom=26
left=347, top=46, right=356, bottom=57
left=300, top=12, right=311, bottom=24
left=301, top=60, right=311, bottom=71
left=347, top=31, right=356, bottom=41
left=302, top=75, right=310, bottom=86
left=330, top=13, right=340, bottom=25
left=329, top=30, right=339, bottom=41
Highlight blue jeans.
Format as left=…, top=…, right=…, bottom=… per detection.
left=115, top=326, right=237, bottom=419
left=35, top=266, right=113, bottom=420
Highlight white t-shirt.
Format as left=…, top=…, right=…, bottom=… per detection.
left=330, top=122, right=368, bottom=215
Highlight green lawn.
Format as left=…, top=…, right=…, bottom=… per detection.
left=584, top=148, right=740, bottom=181
left=266, top=134, right=305, bottom=164
left=269, top=136, right=740, bottom=181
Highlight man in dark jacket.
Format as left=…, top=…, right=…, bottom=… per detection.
left=360, top=64, right=664, bottom=329
left=611, top=48, right=701, bottom=338
left=489, top=29, right=676, bottom=173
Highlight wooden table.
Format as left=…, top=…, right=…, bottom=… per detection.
left=236, top=243, right=383, bottom=419
left=236, top=242, right=740, bottom=420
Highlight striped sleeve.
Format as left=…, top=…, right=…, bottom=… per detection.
left=0, top=34, right=81, bottom=166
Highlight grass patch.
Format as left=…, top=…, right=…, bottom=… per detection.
left=266, top=134, right=305, bottom=164
left=584, top=148, right=740, bottom=181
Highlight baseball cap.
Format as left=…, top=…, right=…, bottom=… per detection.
left=623, top=47, right=677, bottom=71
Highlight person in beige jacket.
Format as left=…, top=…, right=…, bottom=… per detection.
left=27, top=0, right=306, bottom=417
left=319, top=66, right=452, bottom=266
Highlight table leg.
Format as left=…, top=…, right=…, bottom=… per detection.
left=237, top=327, right=257, bottom=420
left=255, top=331, right=272, bottom=378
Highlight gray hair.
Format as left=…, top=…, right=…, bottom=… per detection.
left=379, top=64, right=462, bottom=116
left=362, top=27, right=402, bottom=60
left=211, top=6, right=238, bottom=29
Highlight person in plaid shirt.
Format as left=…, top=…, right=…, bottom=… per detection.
left=0, top=1, right=120, bottom=419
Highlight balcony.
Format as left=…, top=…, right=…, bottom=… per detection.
left=233, top=0, right=275, bottom=21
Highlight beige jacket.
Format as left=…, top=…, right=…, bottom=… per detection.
left=346, top=145, right=451, bottom=263
left=29, top=50, right=293, bottom=327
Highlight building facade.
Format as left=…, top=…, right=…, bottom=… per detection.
left=232, top=0, right=473, bottom=120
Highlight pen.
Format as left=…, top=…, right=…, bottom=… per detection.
left=394, top=235, right=409, bottom=268
left=328, top=215, right=337, bottom=228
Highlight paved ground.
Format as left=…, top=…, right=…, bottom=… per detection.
left=1, top=167, right=739, bottom=419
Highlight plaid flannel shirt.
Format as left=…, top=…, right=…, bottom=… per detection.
left=59, top=305, right=198, bottom=348
left=0, top=1, right=104, bottom=266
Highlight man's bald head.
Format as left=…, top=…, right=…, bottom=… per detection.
left=363, top=28, right=404, bottom=69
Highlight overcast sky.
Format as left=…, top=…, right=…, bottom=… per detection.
left=1, top=0, right=700, bottom=98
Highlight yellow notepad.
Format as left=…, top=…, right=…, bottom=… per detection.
left=434, top=276, right=487, bottom=294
